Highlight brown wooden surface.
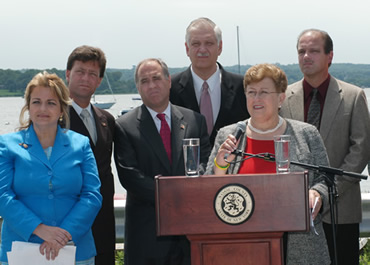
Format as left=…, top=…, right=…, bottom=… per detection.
left=155, top=172, right=309, bottom=236
left=188, top=232, right=284, bottom=265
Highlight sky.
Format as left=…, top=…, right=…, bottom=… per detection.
left=0, top=0, right=369, bottom=70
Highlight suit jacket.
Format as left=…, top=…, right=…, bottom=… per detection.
left=0, top=125, right=102, bottom=262
left=205, top=119, right=331, bottom=265
left=280, top=76, right=370, bottom=223
left=69, top=105, right=116, bottom=259
left=114, top=104, right=211, bottom=265
left=170, top=63, right=249, bottom=145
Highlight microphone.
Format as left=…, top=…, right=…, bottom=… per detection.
left=234, top=121, right=246, bottom=141
left=231, top=150, right=276, bottom=162
left=224, top=121, right=246, bottom=161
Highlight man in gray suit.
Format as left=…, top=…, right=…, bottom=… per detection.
left=280, top=29, right=370, bottom=265
left=114, top=58, right=211, bottom=265
left=170, top=17, right=249, bottom=146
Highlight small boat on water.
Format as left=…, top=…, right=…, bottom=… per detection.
left=91, top=95, right=116, bottom=109
left=91, top=72, right=116, bottom=109
left=120, top=96, right=142, bottom=115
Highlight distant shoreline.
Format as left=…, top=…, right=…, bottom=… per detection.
left=1, top=63, right=370, bottom=97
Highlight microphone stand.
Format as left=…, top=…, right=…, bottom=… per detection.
left=229, top=150, right=367, bottom=265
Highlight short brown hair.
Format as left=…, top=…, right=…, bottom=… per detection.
left=66, top=45, right=106, bottom=78
left=244, top=63, right=288, bottom=93
left=297, top=29, right=333, bottom=54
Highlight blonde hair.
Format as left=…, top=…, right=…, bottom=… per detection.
left=244, top=63, right=288, bottom=93
left=18, top=71, right=71, bottom=131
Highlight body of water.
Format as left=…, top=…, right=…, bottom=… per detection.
left=1, top=90, right=370, bottom=194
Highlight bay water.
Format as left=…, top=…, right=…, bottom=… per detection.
left=1, top=90, right=370, bottom=194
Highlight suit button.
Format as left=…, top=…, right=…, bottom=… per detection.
left=48, top=194, right=54, bottom=199
left=48, top=171, right=52, bottom=176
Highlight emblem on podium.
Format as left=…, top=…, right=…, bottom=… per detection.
left=214, top=183, right=254, bottom=225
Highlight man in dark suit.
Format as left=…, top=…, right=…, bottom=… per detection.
left=66, top=45, right=116, bottom=265
left=170, top=17, right=249, bottom=146
left=280, top=29, right=370, bottom=265
left=114, top=58, right=211, bottom=265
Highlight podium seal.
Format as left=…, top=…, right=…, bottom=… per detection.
left=214, top=183, right=254, bottom=225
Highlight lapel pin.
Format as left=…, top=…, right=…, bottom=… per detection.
left=101, top=122, right=107, bottom=127
left=19, top=143, right=28, bottom=149
left=180, top=124, right=185, bottom=130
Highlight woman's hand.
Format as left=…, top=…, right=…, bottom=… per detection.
left=309, top=189, right=322, bottom=220
left=33, top=224, right=72, bottom=260
left=39, top=241, right=60, bottom=260
left=214, top=134, right=239, bottom=173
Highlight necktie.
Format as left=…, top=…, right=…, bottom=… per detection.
left=80, top=109, right=97, bottom=144
left=307, top=88, right=321, bottom=129
left=157, top=113, right=172, bottom=163
left=200, top=81, right=214, bottom=135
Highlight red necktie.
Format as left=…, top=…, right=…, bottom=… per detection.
left=157, top=113, right=172, bottom=163
left=200, top=81, right=214, bottom=136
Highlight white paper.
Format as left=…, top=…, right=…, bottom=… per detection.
left=7, top=241, right=76, bottom=265
left=310, top=197, right=319, bottom=235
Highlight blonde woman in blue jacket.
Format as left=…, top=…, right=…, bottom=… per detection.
left=0, top=72, right=102, bottom=265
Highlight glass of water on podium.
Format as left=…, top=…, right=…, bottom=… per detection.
left=182, top=138, right=200, bottom=177
left=273, top=135, right=291, bottom=174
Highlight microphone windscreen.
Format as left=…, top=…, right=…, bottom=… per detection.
left=234, top=121, right=246, bottom=141
left=224, top=121, right=246, bottom=161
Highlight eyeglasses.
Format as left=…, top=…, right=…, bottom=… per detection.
left=246, top=90, right=280, bottom=99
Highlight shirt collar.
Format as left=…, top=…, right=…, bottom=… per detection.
left=303, top=74, right=331, bottom=100
left=72, top=100, right=93, bottom=116
left=190, top=64, right=221, bottom=93
left=146, top=103, right=171, bottom=121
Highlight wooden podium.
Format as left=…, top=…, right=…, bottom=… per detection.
left=155, top=172, right=309, bottom=265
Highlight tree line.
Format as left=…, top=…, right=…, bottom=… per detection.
left=1, top=63, right=370, bottom=97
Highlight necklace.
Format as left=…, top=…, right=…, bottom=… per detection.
left=248, top=116, right=284, bottom=135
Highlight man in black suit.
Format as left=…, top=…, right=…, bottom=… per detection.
left=66, top=45, right=116, bottom=265
left=114, top=58, right=211, bottom=265
left=170, top=17, right=249, bottom=145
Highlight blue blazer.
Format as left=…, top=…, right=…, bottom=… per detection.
left=0, top=125, right=102, bottom=262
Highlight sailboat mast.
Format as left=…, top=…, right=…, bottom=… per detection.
left=237, top=26, right=241, bottom=74
left=105, top=72, right=116, bottom=101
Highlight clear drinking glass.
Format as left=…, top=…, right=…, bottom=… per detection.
left=182, top=138, right=200, bottom=177
left=273, top=135, right=291, bottom=174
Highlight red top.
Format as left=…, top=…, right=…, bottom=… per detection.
left=238, top=137, right=276, bottom=174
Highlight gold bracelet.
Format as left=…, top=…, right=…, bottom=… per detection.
left=214, top=157, right=230, bottom=170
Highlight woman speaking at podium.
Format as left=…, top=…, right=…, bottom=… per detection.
left=206, top=64, right=330, bottom=264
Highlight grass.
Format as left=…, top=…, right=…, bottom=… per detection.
left=115, top=250, right=124, bottom=265
left=360, top=241, right=370, bottom=265
left=114, top=242, right=370, bottom=264
left=0, top=90, right=22, bottom=97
